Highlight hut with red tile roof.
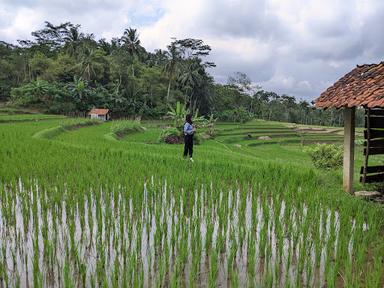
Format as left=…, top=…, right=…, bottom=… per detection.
left=315, top=62, right=384, bottom=193
left=88, top=108, right=110, bottom=121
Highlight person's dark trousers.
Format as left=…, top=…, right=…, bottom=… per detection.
left=183, top=134, right=193, bottom=158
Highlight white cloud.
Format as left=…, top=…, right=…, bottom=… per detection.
left=0, top=7, right=43, bottom=41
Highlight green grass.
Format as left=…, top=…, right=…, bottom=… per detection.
left=32, top=118, right=101, bottom=139
left=0, top=113, right=66, bottom=122
left=0, top=117, right=382, bottom=287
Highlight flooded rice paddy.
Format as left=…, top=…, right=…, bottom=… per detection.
left=0, top=179, right=375, bottom=287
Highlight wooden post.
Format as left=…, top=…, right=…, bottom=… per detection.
left=362, top=108, right=370, bottom=184
left=343, top=107, right=355, bottom=194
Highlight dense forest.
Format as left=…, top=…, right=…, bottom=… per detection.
left=0, top=21, right=363, bottom=125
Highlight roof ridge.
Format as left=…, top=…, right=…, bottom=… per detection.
left=356, top=63, right=377, bottom=68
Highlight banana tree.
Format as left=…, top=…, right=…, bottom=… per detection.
left=167, top=101, right=187, bottom=129
left=206, top=113, right=217, bottom=136
left=191, top=108, right=207, bottom=128
left=167, top=101, right=207, bottom=130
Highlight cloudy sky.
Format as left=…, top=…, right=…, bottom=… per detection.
left=1, top=0, right=383, bottom=100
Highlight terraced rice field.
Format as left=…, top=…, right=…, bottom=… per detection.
left=0, top=116, right=383, bottom=287
left=0, top=113, right=66, bottom=123
left=215, top=122, right=344, bottom=146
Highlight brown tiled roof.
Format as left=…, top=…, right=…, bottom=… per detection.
left=88, top=108, right=109, bottom=115
left=315, top=62, right=384, bottom=108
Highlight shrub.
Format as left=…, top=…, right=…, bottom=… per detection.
left=159, top=127, right=206, bottom=145
left=193, top=132, right=203, bottom=145
left=10, top=80, right=68, bottom=109
left=305, top=144, right=343, bottom=170
left=355, top=139, right=365, bottom=146
left=159, top=127, right=183, bottom=144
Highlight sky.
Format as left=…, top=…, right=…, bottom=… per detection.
left=0, top=0, right=383, bottom=101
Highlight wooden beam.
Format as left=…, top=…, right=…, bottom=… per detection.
left=362, top=108, right=370, bottom=185
left=364, top=116, right=384, bottom=129
left=360, top=165, right=384, bottom=174
left=363, top=139, right=384, bottom=147
left=343, top=107, right=355, bottom=194
left=364, top=147, right=384, bottom=155
left=360, top=173, right=384, bottom=183
left=364, top=129, right=384, bottom=140
left=366, top=109, right=384, bottom=116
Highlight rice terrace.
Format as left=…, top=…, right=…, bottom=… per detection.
left=1, top=3, right=384, bottom=287
left=0, top=111, right=383, bottom=287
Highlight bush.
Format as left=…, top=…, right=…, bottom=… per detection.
left=159, top=127, right=206, bottom=145
left=193, top=132, right=203, bottom=145
left=305, top=144, right=343, bottom=170
left=159, top=127, right=183, bottom=144
left=355, top=139, right=365, bottom=146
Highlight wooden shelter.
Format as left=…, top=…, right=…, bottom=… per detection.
left=315, top=62, right=384, bottom=194
left=88, top=108, right=110, bottom=121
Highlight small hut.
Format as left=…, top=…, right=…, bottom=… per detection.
left=315, top=62, right=384, bottom=193
left=88, top=108, right=110, bottom=121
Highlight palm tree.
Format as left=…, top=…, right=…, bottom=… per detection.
left=120, top=28, right=142, bottom=77
left=164, top=42, right=181, bottom=102
left=98, top=39, right=112, bottom=55
left=76, top=46, right=103, bottom=82
left=121, top=28, right=141, bottom=56
left=150, top=49, right=167, bottom=66
left=63, top=25, right=84, bottom=57
left=178, top=60, right=203, bottom=111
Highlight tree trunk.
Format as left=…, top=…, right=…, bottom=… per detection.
left=189, top=91, right=195, bottom=113
left=166, top=80, right=171, bottom=102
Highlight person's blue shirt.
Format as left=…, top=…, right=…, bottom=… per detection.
left=184, top=122, right=194, bottom=135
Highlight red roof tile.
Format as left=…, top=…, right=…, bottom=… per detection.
left=88, top=108, right=109, bottom=115
left=315, top=62, right=384, bottom=108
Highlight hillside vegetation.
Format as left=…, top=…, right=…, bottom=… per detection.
left=0, top=21, right=366, bottom=125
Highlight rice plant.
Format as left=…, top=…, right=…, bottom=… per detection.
left=0, top=117, right=382, bottom=287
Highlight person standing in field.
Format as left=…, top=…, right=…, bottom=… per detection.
left=183, top=114, right=195, bottom=162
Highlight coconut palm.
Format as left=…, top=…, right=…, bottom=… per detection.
left=120, top=28, right=142, bottom=77
left=178, top=60, right=204, bottom=111
left=121, top=28, right=141, bottom=56
left=76, top=46, right=104, bottom=82
left=63, top=25, right=84, bottom=57
left=98, top=39, right=112, bottom=55
left=164, top=42, right=181, bottom=102
left=151, top=49, right=168, bottom=66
